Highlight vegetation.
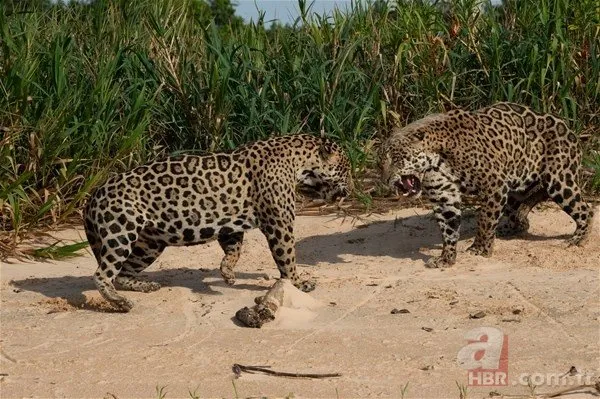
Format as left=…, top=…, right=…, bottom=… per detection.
left=1, top=0, right=599, bottom=256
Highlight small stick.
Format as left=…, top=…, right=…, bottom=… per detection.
left=546, top=383, right=598, bottom=398
left=498, top=380, right=600, bottom=398
left=232, top=364, right=341, bottom=379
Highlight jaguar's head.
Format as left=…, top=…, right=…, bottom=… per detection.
left=380, top=114, right=444, bottom=198
left=297, top=137, right=353, bottom=202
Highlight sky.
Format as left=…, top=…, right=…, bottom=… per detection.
left=235, top=0, right=502, bottom=25
left=50, top=0, right=502, bottom=25
left=235, top=0, right=353, bottom=25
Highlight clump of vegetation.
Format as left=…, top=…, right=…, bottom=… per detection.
left=1, top=0, right=598, bottom=257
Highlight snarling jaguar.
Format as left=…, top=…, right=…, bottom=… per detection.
left=382, top=102, right=593, bottom=267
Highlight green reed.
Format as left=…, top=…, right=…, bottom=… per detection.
left=0, top=0, right=598, bottom=256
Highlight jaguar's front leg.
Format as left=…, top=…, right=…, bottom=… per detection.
left=258, top=212, right=315, bottom=293
left=423, top=172, right=462, bottom=268
left=468, top=185, right=508, bottom=257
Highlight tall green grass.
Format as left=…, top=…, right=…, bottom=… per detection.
left=1, top=0, right=599, bottom=256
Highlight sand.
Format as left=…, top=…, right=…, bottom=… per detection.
left=1, top=204, right=599, bottom=398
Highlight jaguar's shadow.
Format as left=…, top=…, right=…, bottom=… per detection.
left=296, top=210, right=571, bottom=266
left=296, top=212, right=478, bottom=265
left=11, top=268, right=267, bottom=312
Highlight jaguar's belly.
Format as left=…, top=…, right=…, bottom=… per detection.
left=144, top=212, right=259, bottom=247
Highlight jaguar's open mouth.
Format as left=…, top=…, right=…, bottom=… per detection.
left=393, top=175, right=422, bottom=196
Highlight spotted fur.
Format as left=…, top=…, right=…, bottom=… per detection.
left=382, top=102, right=593, bottom=267
left=84, top=134, right=352, bottom=311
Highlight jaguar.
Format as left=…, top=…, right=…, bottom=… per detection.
left=84, top=134, right=352, bottom=311
left=382, top=102, right=593, bottom=267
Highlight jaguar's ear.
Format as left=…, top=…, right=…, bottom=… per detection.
left=318, top=141, right=335, bottom=160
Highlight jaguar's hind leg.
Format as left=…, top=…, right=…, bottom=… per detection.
left=498, top=184, right=548, bottom=237
left=93, top=250, right=136, bottom=312
left=87, top=212, right=148, bottom=311
left=547, top=176, right=593, bottom=246
left=115, top=275, right=161, bottom=293
left=218, top=231, right=244, bottom=286
left=115, top=233, right=166, bottom=292
left=85, top=219, right=133, bottom=311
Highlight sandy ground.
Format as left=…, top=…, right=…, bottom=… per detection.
left=1, top=204, right=599, bottom=398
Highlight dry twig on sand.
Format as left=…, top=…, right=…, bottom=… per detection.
left=232, top=364, right=341, bottom=379
left=544, top=378, right=600, bottom=398
left=498, top=377, right=600, bottom=398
